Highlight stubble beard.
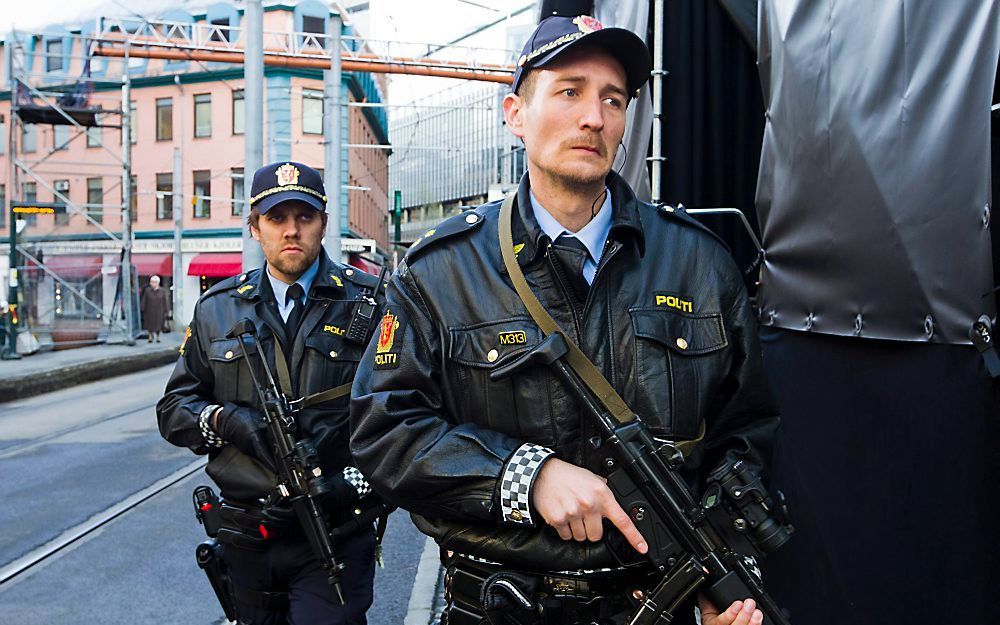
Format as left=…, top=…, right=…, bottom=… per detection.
left=267, top=243, right=318, bottom=281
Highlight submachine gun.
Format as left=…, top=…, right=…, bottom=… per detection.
left=226, top=317, right=349, bottom=604
left=491, top=332, right=793, bottom=625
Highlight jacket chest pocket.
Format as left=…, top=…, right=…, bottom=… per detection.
left=448, top=318, right=549, bottom=441
left=629, top=308, right=729, bottom=438
left=301, top=332, right=365, bottom=403
left=208, top=337, right=251, bottom=403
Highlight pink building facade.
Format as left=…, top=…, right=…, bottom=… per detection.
left=0, top=1, right=389, bottom=340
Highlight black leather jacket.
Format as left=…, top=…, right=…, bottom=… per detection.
left=157, top=249, right=383, bottom=503
left=351, top=173, right=779, bottom=571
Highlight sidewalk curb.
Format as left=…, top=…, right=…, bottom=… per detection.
left=0, top=347, right=180, bottom=403
left=404, top=536, right=444, bottom=625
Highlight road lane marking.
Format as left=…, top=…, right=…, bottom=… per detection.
left=0, top=457, right=206, bottom=585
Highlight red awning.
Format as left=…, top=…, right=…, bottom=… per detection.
left=132, top=253, right=172, bottom=277
left=349, top=255, right=382, bottom=276
left=187, top=252, right=243, bottom=278
left=27, top=255, right=103, bottom=279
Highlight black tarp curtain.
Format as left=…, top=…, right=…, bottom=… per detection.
left=538, top=0, right=766, bottom=287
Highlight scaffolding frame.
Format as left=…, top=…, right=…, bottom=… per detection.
left=4, top=30, right=137, bottom=353
left=90, top=16, right=516, bottom=84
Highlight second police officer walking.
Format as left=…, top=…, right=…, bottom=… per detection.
left=157, top=162, right=384, bottom=625
left=351, top=15, right=780, bottom=625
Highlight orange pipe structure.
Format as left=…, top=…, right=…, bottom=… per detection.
left=95, top=46, right=515, bottom=84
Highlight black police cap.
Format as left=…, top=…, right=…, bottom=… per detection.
left=511, top=15, right=651, bottom=97
left=249, top=161, right=327, bottom=215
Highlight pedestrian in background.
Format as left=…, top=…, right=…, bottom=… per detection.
left=141, top=274, right=170, bottom=343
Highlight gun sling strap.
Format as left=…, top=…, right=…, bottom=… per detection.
left=272, top=336, right=353, bottom=407
left=498, top=193, right=704, bottom=453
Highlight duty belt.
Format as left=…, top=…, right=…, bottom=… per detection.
left=446, top=554, right=659, bottom=625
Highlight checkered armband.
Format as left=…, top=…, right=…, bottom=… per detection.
left=198, top=404, right=225, bottom=449
left=342, top=466, right=373, bottom=498
left=500, top=443, right=555, bottom=526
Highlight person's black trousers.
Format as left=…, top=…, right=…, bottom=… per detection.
left=224, top=526, right=376, bottom=625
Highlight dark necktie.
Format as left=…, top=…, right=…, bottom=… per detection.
left=284, top=283, right=305, bottom=343
left=552, top=233, right=591, bottom=300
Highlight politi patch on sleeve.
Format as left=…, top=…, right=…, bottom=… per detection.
left=374, top=311, right=401, bottom=370
left=179, top=326, right=192, bottom=355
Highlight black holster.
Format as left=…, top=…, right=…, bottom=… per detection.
left=196, top=539, right=237, bottom=623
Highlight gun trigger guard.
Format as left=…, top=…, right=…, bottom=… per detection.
left=288, top=397, right=305, bottom=411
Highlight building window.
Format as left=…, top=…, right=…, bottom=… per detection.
left=54, top=125, right=69, bottom=150
left=87, top=177, right=103, bottom=224
left=210, top=17, right=230, bottom=42
left=302, top=88, right=323, bottom=135
left=232, top=89, right=244, bottom=135
left=193, top=170, right=211, bottom=218
left=156, top=97, right=173, bottom=141
left=22, top=124, right=36, bottom=153
left=129, top=174, right=137, bottom=223
left=156, top=173, right=172, bottom=220
left=86, top=126, right=101, bottom=147
left=0, top=118, right=6, bottom=155
left=54, top=179, right=70, bottom=225
left=194, top=93, right=211, bottom=138
left=46, top=39, right=63, bottom=72
left=23, top=181, right=37, bottom=226
left=0, top=184, right=5, bottom=229
left=302, top=15, right=326, bottom=50
left=54, top=279, right=102, bottom=320
left=231, top=168, right=244, bottom=217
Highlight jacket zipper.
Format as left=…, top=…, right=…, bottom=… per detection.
left=546, top=242, right=584, bottom=343
left=583, top=238, right=619, bottom=318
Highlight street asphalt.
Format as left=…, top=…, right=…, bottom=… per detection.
left=0, top=365, right=435, bottom=624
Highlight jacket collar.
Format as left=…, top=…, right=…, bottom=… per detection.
left=511, top=170, right=645, bottom=268
left=231, top=248, right=345, bottom=302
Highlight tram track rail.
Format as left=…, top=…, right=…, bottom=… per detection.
left=0, top=458, right=207, bottom=588
left=0, top=402, right=159, bottom=460
left=0, top=457, right=206, bottom=585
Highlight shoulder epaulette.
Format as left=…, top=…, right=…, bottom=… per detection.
left=656, top=204, right=731, bottom=251
left=404, top=205, right=490, bottom=262
left=340, top=265, right=381, bottom=289
left=201, top=272, right=245, bottom=299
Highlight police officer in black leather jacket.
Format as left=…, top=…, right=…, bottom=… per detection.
left=351, top=16, right=780, bottom=625
left=157, top=162, right=383, bottom=625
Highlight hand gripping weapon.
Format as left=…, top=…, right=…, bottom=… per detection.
left=227, top=318, right=346, bottom=604
left=491, top=333, right=792, bottom=625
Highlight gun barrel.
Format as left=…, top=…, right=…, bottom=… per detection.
left=545, top=343, right=791, bottom=625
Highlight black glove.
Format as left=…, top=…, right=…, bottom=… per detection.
left=321, top=466, right=370, bottom=511
left=214, top=404, right=275, bottom=471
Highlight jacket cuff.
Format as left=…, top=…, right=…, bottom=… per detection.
left=342, top=466, right=373, bottom=498
left=198, top=404, right=225, bottom=448
left=499, top=443, right=555, bottom=526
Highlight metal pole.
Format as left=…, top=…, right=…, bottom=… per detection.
left=243, top=0, right=264, bottom=270
left=3, top=77, right=21, bottom=360
left=393, top=189, right=401, bottom=245
left=120, top=45, right=135, bottom=345
left=172, top=146, right=184, bottom=331
left=650, top=0, right=664, bottom=204
left=324, top=11, right=343, bottom=262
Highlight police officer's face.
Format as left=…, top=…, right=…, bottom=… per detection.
left=251, top=201, right=327, bottom=282
left=504, top=47, right=628, bottom=191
